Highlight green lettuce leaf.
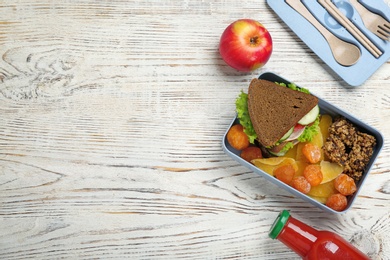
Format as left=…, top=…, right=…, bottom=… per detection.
left=280, top=141, right=294, bottom=153
left=276, top=82, right=310, bottom=94
left=235, top=91, right=257, bottom=144
left=298, top=116, right=320, bottom=142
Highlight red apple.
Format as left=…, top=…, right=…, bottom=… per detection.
left=219, top=19, right=273, bottom=72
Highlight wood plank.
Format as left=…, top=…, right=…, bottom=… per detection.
left=0, top=0, right=389, bottom=259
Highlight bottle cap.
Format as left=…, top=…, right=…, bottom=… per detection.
left=268, top=210, right=290, bottom=239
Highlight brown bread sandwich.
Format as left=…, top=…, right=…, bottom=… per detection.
left=236, top=78, right=320, bottom=156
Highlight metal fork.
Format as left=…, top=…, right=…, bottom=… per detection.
left=348, top=0, right=390, bottom=41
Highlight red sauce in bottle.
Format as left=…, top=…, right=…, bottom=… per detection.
left=269, top=210, right=370, bottom=260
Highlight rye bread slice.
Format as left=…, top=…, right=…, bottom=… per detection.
left=247, top=78, right=318, bottom=147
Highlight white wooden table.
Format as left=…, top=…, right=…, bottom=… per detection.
left=1, top=1, right=389, bottom=259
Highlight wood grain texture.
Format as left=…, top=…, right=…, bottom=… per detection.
left=0, top=0, right=389, bottom=259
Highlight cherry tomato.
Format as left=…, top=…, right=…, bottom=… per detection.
left=303, top=165, right=323, bottom=187
left=227, top=124, right=249, bottom=150
left=292, top=176, right=311, bottom=194
left=326, top=193, right=348, bottom=211
left=334, top=174, right=357, bottom=196
left=274, top=164, right=295, bottom=185
left=240, top=146, right=262, bottom=163
left=302, top=143, right=322, bottom=163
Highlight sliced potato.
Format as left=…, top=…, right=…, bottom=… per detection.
left=295, top=160, right=309, bottom=178
left=319, top=114, right=333, bottom=141
left=284, top=144, right=298, bottom=160
left=308, top=195, right=328, bottom=204
left=320, top=160, right=343, bottom=184
left=310, top=126, right=323, bottom=149
left=308, top=181, right=337, bottom=198
left=252, top=157, right=298, bottom=176
left=295, top=142, right=307, bottom=162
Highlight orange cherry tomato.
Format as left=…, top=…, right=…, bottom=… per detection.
left=227, top=124, right=249, bottom=150
left=303, top=165, right=323, bottom=187
left=240, top=146, right=262, bottom=163
left=274, top=164, right=296, bottom=185
left=334, top=174, right=357, bottom=196
left=302, top=143, right=322, bottom=164
left=326, top=193, right=348, bottom=211
left=292, top=176, right=311, bottom=194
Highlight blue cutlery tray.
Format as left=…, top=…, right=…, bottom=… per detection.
left=267, top=0, right=390, bottom=86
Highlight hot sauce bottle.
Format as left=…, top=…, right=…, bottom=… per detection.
left=269, top=210, right=370, bottom=260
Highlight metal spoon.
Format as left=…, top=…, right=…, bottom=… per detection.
left=285, top=0, right=361, bottom=66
